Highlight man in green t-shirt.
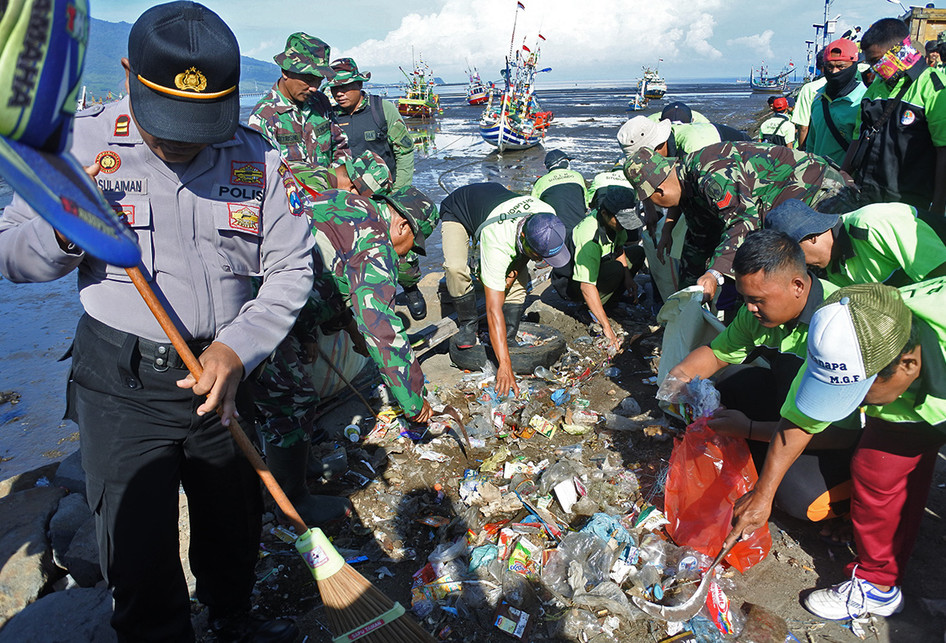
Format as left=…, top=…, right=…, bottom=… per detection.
left=552, top=186, right=643, bottom=349
left=758, top=97, right=796, bottom=147
left=668, top=230, right=856, bottom=523
left=807, top=39, right=867, bottom=165
left=765, top=198, right=946, bottom=287
left=846, top=18, right=946, bottom=214
left=440, top=183, right=570, bottom=396
left=726, top=279, right=946, bottom=620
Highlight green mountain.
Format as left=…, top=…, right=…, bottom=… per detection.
left=82, top=17, right=280, bottom=98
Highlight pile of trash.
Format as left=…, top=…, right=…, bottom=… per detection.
left=301, top=327, right=785, bottom=642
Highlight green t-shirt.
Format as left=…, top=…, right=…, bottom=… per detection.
left=791, top=77, right=827, bottom=127
left=853, top=67, right=946, bottom=146
left=478, top=196, right=555, bottom=292
left=782, top=276, right=946, bottom=432
left=827, top=203, right=946, bottom=287
left=807, top=82, right=867, bottom=165
left=672, top=122, right=721, bottom=154
left=570, top=214, right=628, bottom=284
left=586, top=169, right=632, bottom=203
left=758, top=114, right=797, bottom=146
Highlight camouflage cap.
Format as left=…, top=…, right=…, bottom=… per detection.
left=373, top=186, right=440, bottom=256
left=623, top=147, right=676, bottom=201
left=273, top=32, right=334, bottom=79
left=328, top=58, right=371, bottom=86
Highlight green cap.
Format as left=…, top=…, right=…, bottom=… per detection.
left=373, top=186, right=440, bottom=256
left=328, top=57, right=371, bottom=86
left=623, top=147, right=675, bottom=201
left=273, top=32, right=334, bottom=79
left=346, top=150, right=392, bottom=197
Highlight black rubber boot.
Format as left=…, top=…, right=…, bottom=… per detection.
left=209, top=610, right=299, bottom=643
left=402, top=284, right=427, bottom=321
left=451, top=291, right=479, bottom=350
left=503, top=303, right=525, bottom=343
left=264, top=440, right=351, bottom=528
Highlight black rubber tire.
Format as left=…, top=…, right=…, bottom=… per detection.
left=449, top=321, right=566, bottom=374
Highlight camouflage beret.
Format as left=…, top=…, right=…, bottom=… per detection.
left=346, top=150, right=392, bottom=197
left=274, top=32, right=334, bottom=79
left=328, top=58, right=371, bottom=86
left=373, top=186, right=440, bottom=256
left=623, top=147, right=675, bottom=201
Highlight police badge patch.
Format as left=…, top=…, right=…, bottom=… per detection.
left=95, top=150, right=122, bottom=173
left=231, top=161, right=265, bottom=187
left=228, top=203, right=261, bottom=233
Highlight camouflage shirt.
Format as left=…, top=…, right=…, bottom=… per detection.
left=248, top=81, right=350, bottom=179
left=306, top=189, right=426, bottom=418
left=677, top=141, right=847, bottom=278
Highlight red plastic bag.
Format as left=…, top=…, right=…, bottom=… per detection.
left=663, top=417, right=771, bottom=572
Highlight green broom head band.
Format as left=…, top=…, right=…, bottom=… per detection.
left=295, top=527, right=344, bottom=581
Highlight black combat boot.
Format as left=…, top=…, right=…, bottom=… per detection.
left=503, top=303, right=525, bottom=343
left=451, top=291, right=479, bottom=349
left=402, top=284, right=427, bottom=321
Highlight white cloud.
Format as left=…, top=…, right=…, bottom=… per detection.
left=334, top=0, right=727, bottom=81
left=726, top=30, right=775, bottom=59
left=245, top=40, right=278, bottom=58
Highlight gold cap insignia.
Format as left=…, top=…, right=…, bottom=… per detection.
left=174, top=67, right=208, bottom=93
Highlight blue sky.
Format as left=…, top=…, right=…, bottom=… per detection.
left=90, top=0, right=913, bottom=83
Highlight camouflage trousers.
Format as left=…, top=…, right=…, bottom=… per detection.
left=252, top=332, right=322, bottom=448
left=397, top=251, right=421, bottom=289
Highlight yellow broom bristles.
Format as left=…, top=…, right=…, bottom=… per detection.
left=296, top=528, right=436, bottom=643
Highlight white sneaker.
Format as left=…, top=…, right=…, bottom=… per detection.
left=803, top=574, right=903, bottom=620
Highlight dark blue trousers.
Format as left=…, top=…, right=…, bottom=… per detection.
left=70, top=314, right=262, bottom=642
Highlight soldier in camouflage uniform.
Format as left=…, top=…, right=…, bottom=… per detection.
left=295, top=177, right=441, bottom=423
left=623, top=143, right=854, bottom=307
left=329, top=57, right=427, bottom=321
left=250, top=152, right=392, bottom=527
left=247, top=32, right=351, bottom=188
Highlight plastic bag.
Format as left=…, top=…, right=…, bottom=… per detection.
left=663, top=417, right=771, bottom=572
left=655, top=286, right=726, bottom=392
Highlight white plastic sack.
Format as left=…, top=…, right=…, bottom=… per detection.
left=655, top=286, right=725, bottom=390
left=303, top=328, right=369, bottom=402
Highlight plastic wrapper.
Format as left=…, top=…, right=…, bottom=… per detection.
left=572, top=581, right=640, bottom=621
left=580, top=512, right=633, bottom=547
left=664, top=417, right=771, bottom=572
left=429, top=538, right=468, bottom=563
left=541, top=532, right=619, bottom=599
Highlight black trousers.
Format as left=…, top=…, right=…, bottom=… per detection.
left=69, top=315, right=262, bottom=642
left=717, top=366, right=855, bottom=522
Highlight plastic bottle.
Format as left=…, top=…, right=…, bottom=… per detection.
left=343, top=424, right=361, bottom=442
left=533, top=365, right=557, bottom=381
left=601, top=412, right=640, bottom=432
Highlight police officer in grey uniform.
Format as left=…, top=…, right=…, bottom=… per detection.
left=0, top=3, right=311, bottom=642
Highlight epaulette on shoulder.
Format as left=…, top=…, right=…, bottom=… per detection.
left=76, top=104, right=105, bottom=118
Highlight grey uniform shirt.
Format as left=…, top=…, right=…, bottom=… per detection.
left=0, top=97, right=315, bottom=374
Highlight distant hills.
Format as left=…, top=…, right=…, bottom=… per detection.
left=82, top=17, right=281, bottom=98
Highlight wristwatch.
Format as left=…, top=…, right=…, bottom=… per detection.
left=707, top=269, right=725, bottom=286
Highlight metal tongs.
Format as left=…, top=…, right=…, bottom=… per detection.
left=631, top=539, right=737, bottom=621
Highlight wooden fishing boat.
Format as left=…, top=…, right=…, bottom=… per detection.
left=639, top=63, right=667, bottom=99
left=396, top=59, right=442, bottom=119
left=478, top=2, right=553, bottom=152
left=749, top=62, right=793, bottom=93
left=466, top=67, right=490, bottom=105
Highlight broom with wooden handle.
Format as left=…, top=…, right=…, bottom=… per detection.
left=125, top=266, right=435, bottom=643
